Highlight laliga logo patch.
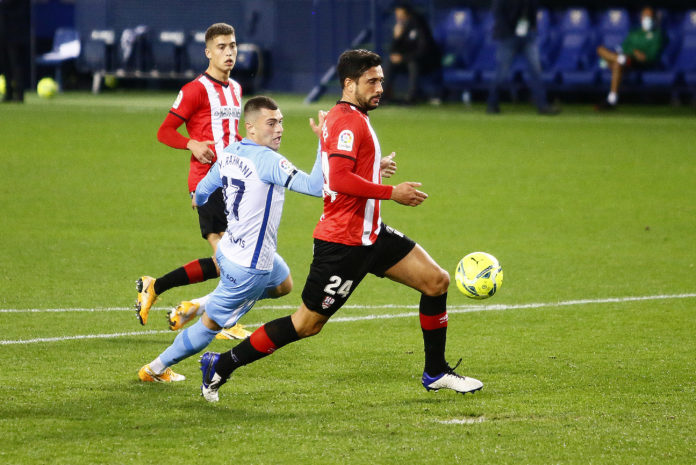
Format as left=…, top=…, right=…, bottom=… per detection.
left=337, top=130, right=354, bottom=151
left=172, top=91, right=183, bottom=109
left=279, top=158, right=296, bottom=175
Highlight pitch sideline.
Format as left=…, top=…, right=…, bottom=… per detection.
left=1, top=293, right=694, bottom=345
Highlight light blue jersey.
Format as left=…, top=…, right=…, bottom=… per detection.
left=196, top=138, right=323, bottom=271
left=194, top=138, right=322, bottom=328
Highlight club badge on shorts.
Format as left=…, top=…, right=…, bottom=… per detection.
left=322, top=296, right=335, bottom=309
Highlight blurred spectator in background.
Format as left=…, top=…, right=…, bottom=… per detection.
left=383, top=2, right=441, bottom=104
left=0, top=0, right=31, bottom=102
left=596, top=6, right=664, bottom=110
left=486, top=0, right=558, bottom=115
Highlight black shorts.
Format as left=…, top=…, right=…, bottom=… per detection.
left=301, top=224, right=416, bottom=316
left=197, top=187, right=227, bottom=239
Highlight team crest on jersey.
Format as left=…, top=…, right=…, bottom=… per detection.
left=279, top=158, right=297, bottom=175
left=337, top=130, right=354, bottom=151
left=172, top=91, right=183, bottom=109
left=321, top=296, right=335, bottom=309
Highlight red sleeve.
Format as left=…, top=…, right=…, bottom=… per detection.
left=328, top=155, right=393, bottom=200
left=157, top=112, right=189, bottom=149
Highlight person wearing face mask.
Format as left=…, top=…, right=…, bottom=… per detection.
left=596, top=6, right=664, bottom=110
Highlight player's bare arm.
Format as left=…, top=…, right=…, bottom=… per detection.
left=391, top=181, right=427, bottom=206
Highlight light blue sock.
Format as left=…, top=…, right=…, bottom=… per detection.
left=159, top=319, right=218, bottom=367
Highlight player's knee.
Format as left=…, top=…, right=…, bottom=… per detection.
left=422, top=267, right=450, bottom=297
left=277, top=275, right=293, bottom=297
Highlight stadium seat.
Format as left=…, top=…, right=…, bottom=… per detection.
left=151, top=31, right=184, bottom=74
left=185, top=32, right=207, bottom=73
left=640, top=28, right=682, bottom=88
left=435, top=8, right=483, bottom=93
left=36, top=27, right=81, bottom=89
left=232, top=43, right=264, bottom=93
left=681, top=10, right=696, bottom=35
left=435, top=8, right=478, bottom=69
left=676, top=34, right=696, bottom=86
left=442, top=10, right=497, bottom=91
left=550, top=8, right=597, bottom=87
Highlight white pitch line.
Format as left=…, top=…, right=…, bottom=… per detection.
left=2, top=293, right=696, bottom=314
left=1, top=293, right=694, bottom=345
left=437, top=416, right=486, bottom=425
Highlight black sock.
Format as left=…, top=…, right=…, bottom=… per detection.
left=419, top=293, right=449, bottom=375
left=215, top=315, right=300, bottom=378
left=153, top=257, right=218, bottom=295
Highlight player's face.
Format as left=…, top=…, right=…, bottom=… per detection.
left=205, top=34, right=237, bottom=77
left=346, top=66, right=384, bottom=110
left=248, top=108, right=284, bottom=151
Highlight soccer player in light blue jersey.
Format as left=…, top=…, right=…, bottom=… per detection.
left=138, top=96, right=325, bottom=382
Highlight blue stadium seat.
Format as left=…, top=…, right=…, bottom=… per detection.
left=640, top=28, right=682, bottom=87
left=681, top=10, right=696, bottom=34
left=232, top=43, right=264, bottom=92
left=435, top=8, right=478, bottom=69
left=151, top=31, right=184, bottom=74
left=598, top=8, right=630, bottom=35
left=676, top=34, right=696, bottom=86
left=549, top=8, right=597, bottom=87
left=439, top=9, right=491, bottom=92
left=185, top=32, right=207, bottom=73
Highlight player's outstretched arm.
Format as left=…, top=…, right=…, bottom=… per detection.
left=286, top=143, right=324, bottom=197
left=380, top=152, right=397, bottom=178
left=309, top=110, right=327, bottom=139
left=391, top=182, right=428, bottom=206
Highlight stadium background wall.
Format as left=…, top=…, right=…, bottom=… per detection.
left=30, top=0, right=696, bottom=94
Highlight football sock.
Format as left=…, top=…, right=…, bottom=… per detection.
left=153, top=258, right=218, bottom=295
left=158, top=319, right=218, bottom=367
left=607, top=92, right=617, bottom=105
left=419, top=293, right=449, bottom=376
left=215, top=315, right=299, bottom=378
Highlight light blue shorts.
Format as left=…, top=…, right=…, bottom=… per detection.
left=205, top=250, right=290, bottom=328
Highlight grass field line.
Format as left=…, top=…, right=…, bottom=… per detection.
left=1, top=293, right=694, bottom=346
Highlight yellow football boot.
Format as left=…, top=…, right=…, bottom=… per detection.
left=135, top=276, right=158, bottom=325
left=167, top=301, right=200, bottom=331
left=215, top=323, right=252, bottom=340
left=138, top=364, right=185, bottom=382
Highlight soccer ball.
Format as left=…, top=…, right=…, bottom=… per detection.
left=0, top=74, right=5, bottom=96
left=37, top=77, right=58, bottom=98
left=455, top=252, right=503, bottom=299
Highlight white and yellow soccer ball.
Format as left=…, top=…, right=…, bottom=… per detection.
left=455, top=252, right=503, bottom=299
left=37, top=77, right=58, bottom=98
left=0, top=74, right=5, bottom=96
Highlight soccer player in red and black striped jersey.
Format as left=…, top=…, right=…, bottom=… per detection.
left=135, top=23, right=286, bottom=338
left=199, top=49, right=483, bottom=402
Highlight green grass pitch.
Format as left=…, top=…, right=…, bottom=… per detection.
left=1, top=91, right=695, bottom=464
